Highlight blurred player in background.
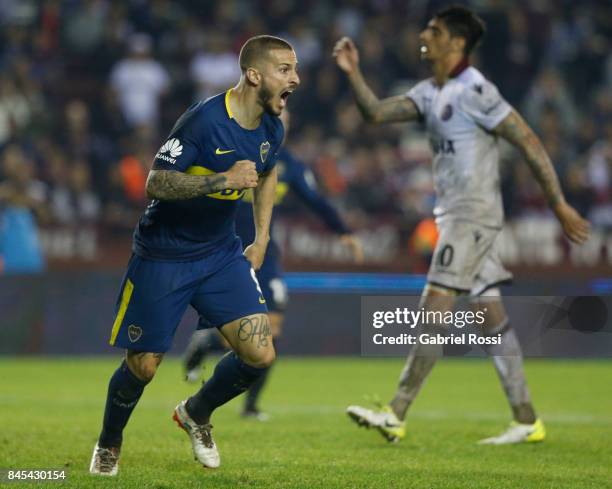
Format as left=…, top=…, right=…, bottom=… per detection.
left=89, top=35, right=299, bottom=475
left=334, top=6, right=590, bottom=444
left=183, top=108, right=364, bottom=420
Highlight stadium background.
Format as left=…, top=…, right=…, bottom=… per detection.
left=0, top=0, right=610, bottom=356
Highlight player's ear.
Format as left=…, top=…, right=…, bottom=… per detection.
left=451, top=36, right=466, bottom=55
left=245, top=67, right=261, bottom=87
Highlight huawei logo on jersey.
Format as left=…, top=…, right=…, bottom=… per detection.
left=155, top=138, right=183, bottom=164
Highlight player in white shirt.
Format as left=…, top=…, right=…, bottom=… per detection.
left=334, top=6, right=590, bottom=444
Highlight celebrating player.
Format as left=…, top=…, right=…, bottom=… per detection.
left=89, top=35, right=299, bottom=475
left=334, top=6, right=590, bottom=444
left=183, top=109, right=364, bottom=420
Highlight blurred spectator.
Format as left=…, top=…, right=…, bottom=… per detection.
left=0, top=144, right=46, bottom=274
left=0, top=76, right=32, bottom=145
left=109, top=33, right=170, bottom=130
left=0, top=0, right=606, bottom=248
left=190, top=31, right=240, bottom=100
left=522, top=68, right=578, bottom=135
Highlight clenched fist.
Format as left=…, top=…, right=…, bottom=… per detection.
left=222, top=160, right=258, bottom=190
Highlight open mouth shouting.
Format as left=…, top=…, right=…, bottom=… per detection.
left=279, top=88, right=294, bottom=109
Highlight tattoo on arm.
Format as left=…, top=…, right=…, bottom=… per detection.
left=494, top=110, right=563, bottom=207
left=145, top=169, right=227, bottom=201
left=348, top=71, right=419, bottom=124
left=237, top=316, right=271, bottom=348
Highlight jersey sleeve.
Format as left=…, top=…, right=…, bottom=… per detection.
left=152, top=112, right=205, bottom=173
left=405, top=79, right=432, bottom=120
left=288, top=154, right=350, bottom=234
left=459, top=79, right=512, bottom=130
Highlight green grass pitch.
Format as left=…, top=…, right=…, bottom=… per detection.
left=1, top=357, right=611, bottom=488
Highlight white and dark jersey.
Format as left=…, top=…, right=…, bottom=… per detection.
left=407, top=66, right=512, bottom=228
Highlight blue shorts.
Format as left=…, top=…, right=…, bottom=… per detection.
left=109, top=238, right=267, bottom=352
left=256, top=244, right=287, bottom=312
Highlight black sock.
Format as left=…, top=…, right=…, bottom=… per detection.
left=186, top=351, right=268, bottom=424
left=98, top=360, right=149, bottom=448
left=244, top=367, right=271, bottom=412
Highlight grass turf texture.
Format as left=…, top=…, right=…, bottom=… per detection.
left=1, top=357, right=611, bottom=489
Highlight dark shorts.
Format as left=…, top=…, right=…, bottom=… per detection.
left=256, top=245, right=287, bottom=313
left=109, top=238, right=268, bottom=352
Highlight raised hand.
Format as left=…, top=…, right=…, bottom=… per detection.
left=333, top=37, right=360, bottom=74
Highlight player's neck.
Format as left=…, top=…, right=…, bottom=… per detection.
left=228, top=85, right=263, bottom=130
left=432, top=53, right=467, bottom=86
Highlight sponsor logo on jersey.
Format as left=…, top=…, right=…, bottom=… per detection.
left=215, top=148, right=235, bottom=155
left=431, top=138, right=455, bottom=155
left=260, top=141, right=271, bottom=162
left=155, top=138, right=183, bottom=164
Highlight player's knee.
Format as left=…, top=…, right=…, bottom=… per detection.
left=126, top=351, right=163, bottom=382
left=241, top=347, right=275, bottom=369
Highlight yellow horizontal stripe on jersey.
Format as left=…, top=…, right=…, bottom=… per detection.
left=109, top=279, right=134, bottom=346
left=186, top=165, right=245, bottom=200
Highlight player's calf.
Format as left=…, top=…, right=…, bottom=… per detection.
left=91, top=353, right=163, bottom=476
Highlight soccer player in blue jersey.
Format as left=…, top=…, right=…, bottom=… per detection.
left=183, top=109, right=363, bottom=419
left=89, top=35, right=299, bottom=475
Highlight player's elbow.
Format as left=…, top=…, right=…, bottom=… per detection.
left=145, top=171, right=162, bottom=200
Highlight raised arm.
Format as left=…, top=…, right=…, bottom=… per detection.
left=493, top=110, right=590, bottom=244
left=243, top=166, right=278, bottom=270
left=145, top=161, right=258, bottom=201
left=333, top=37, right=419, bottom=124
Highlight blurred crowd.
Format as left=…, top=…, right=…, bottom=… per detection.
left=0, top=0, right=611, bottom=241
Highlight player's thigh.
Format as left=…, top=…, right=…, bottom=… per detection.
left=218, top=313, right=275, bottom=368
left=421, top=282, right=459, bottom=313
left=109, top=255, right=195, bottom=353
left=191, top=251, right=270, bottom=363
left=470, top=287, right=508, bottom=331
left=427, top=220, right=499, bottom=293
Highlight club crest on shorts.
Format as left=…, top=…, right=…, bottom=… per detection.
left=128, top=324, right=142, bottom=342
left=260, top=141, right=271, bottom=162
left=441, top=104, right=453, bottom=121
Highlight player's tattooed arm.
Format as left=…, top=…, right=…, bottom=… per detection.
left=348, top=72, right=419, bottom=124
left=494, top=110, right=590, bottom=244
left=146, top=161, right=258, bottom=201
left=493, top=110, right=563, bottom=208
left=145, top=169, right=227, bottom=200
left=333, top=37, right=419, bottom=124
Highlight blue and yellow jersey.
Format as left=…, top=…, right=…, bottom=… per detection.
left=235, top=147, right=349, bottom=248
left=133, top=90, right=284, bottom=260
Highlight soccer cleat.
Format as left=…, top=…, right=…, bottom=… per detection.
left=89, top=442, right=120, bottom=476
left=241, top=408, right=270, bottom=422
left=478, top=418, right=546, bottom=445
left=346, top=404, right=406, bottom=443
left=173, top=400, right=220, bottom=468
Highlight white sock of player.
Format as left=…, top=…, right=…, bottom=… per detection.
left=481, top=319, right=537, bottom=424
